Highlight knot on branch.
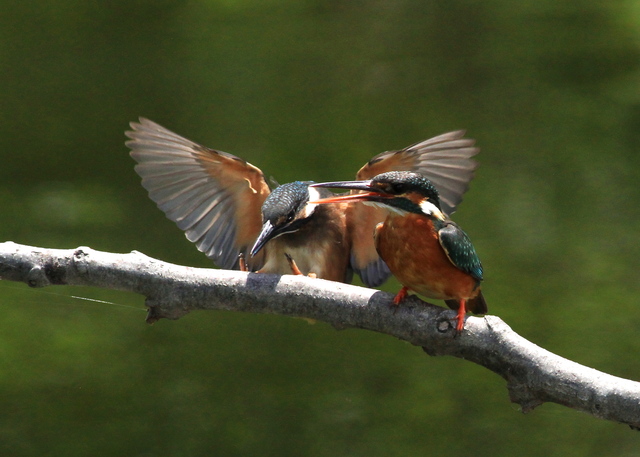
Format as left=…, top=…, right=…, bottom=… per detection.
left=27, top=266, right=50, bottom=288
left=507, top=383, right=544, bottom=413
left=73, top=247, right=91, bottom=275
left=145, top=298, right=192, bottom=324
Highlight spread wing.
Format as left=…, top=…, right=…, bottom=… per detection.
left=348, top=131, right=479, bottom=287
left=357, top=130, right=479, bottom=214
left=126, top=118, right=271, bottom=270
left=437, top=221, right=483, bottom=282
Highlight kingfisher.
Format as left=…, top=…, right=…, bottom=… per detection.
left=309, top=171, right=486, bottom=332
left=125, top=118, right=480, bottom=288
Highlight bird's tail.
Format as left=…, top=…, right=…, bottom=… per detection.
left=445, top=291, right=487, bottom=315
left=468, top=291, right=487, bottom=314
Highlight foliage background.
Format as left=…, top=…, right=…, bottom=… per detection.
left=1, top=1, right=640, bottom=455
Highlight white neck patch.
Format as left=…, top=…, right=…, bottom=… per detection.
left=303, top=186, right=321, bottom=218
left=419, top=200, right=444, bottom=220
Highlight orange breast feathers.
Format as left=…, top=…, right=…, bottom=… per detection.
left=375, top=214, right=480, bottom=301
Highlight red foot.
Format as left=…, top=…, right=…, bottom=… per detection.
left=238, top=253, right=248, bottom=272
left=393, top=286, right=409, bottom=305
left=284, top=253, right=303, bottom=276
left=456, top=299, right=467, bottom=332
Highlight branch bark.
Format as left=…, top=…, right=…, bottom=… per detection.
left=1, top=241, right=639, bottom=428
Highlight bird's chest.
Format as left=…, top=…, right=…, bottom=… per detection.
left=260, top=223, right=350, bottom=282
left=375, top=215, right=474, bottom=300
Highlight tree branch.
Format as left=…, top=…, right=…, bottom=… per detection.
left=1, top=241, right=638, bottom=428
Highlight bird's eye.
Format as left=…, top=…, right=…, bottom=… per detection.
left=286, top=211, right=295, bottom=222
left=391, top=183, right=406, bottom=194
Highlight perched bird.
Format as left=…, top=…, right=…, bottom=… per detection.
left=310, top=171, right=486, bottom=331
left=126, top=118, right=480, bottom=287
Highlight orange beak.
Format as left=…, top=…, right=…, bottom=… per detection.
left=309, top=180, right=392, bottom=205
left=308, top=191, right=387, bottom=205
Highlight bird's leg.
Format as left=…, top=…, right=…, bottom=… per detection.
left=238, top=253, right=248, bottom=272
left=393, top=286, right=409, bottom=305
left=284, top=253, right=317, bottom=278
left=284, top=253, right=303, bottom=275
left=284, top=254, right=317, bottom=278
left=456, top=299, right=467, bottom=332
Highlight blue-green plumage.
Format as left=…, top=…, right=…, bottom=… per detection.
left=436, top=220, right=483, bottom=283
left=261, top=181, right=312, bottom=224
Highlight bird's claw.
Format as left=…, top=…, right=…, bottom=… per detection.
left=455, top=299, right=467, bottom=333
left=238, top=253, right=248, bottom=272
left=285, top=253, right=318, bottom=278
left=393, top=286, right=409, bottom=305
left=284, top=253, right=303, bottom=275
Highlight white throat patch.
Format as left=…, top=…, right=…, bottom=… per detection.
left=303, top=186, right=321, bottom=218
left=419, top=200, right=444, bottom=220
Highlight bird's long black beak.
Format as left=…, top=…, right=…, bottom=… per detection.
left=250, top=220, right=274, bottom=257
left=310, top=180, right=374, bottom=191
left=309, top=180, right=390, bottom=205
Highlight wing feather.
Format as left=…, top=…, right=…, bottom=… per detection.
left=126, top=118, right=270, bottom=269
left=356, top=130, right=478, bottom=215
left=437, top=221, right=483, bottom=282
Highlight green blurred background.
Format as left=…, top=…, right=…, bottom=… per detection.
left=1, top=1, right=640, bottom=455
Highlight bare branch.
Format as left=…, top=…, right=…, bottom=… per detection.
left=1, top=241, right=639, bottom=429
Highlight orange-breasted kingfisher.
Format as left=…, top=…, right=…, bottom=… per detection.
left=310, top=171, right=486, bottom=331
left=125, top=118, right=480, bottom=289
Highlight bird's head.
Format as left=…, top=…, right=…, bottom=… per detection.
left=250, top=181, right=324, bottom=257
left=310, top=171, right=445, bottom=220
